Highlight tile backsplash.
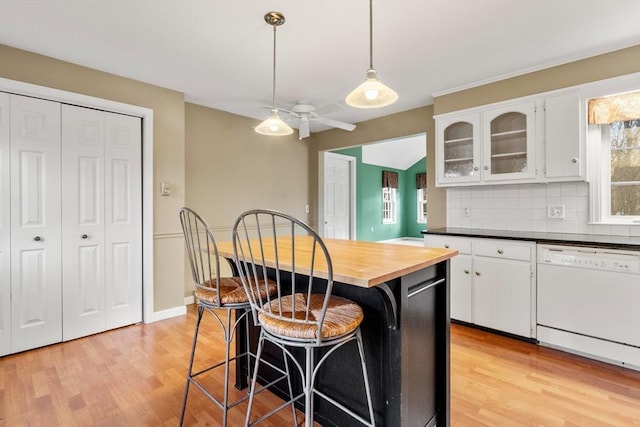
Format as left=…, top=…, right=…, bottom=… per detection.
left=446, top=182, right=640, bottom=237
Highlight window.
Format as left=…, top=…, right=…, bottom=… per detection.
left=382, top=187, right=397, bottom=224
left=416, top=172, right=427, bottom=224
left=417, top=188, right=427, bottom=224
left=587, top=84, right=640, bottom=225
left=382, top=171, right=398, bottom=224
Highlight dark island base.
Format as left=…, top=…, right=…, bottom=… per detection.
left=235, top=261, right=450, bottom=427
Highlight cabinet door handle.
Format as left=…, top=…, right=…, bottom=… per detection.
left=497, top=249, right=504, bottom=254
left=33, top=236, right=42, bottom=242
left=464, top=269, right=470, bottom=274
left=475, top=271, right=481, bottom=276
left=444, top=244, right=450, bottom=248
left=483, top=166, right=489, bottom=171
left=572, top=158, right=578, bottom=163
left=473, top=166, right=479, bottom=171
left=81, top=234, right=89, bottom=239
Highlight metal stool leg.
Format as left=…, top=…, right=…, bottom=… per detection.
left=180, top=304, right=205, bottom=426
left=304, top=347, right=314, bottom=427
left=356, top=329, right=375, bottom=427
left=222, top=308, right=233, bottom=427
left=245, top=331, right=266, bottom=427
left=282, top=349, right=298, bottom=426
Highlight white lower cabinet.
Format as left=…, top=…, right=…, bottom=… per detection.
left=425, top=234, right=536, bottom=338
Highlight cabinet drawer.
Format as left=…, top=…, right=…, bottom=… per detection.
left=424, top=235, right=472, bottom=255
left=474, top=240, right=533, bottom=262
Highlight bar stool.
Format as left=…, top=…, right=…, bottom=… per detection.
left=178, top=207, right=279, bottom=426
left=232, top=209, right=375, bottom=427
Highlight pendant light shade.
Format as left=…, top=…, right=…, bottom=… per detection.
left=346, top=0, right=398, bottom=109
left=255, top=11, right=293, bottom=136
left=255, top=108, right=293, bottom=136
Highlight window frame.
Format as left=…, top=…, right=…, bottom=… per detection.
left=417, top=188, right=427, bottom=224
left=585, top=75, right=640, bottom=225
left=382, top=187, right=397, bottom=224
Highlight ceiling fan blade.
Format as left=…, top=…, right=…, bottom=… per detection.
left=316, top=117, right=356, bottom=131
left=299, top=117, right=310, bottom=140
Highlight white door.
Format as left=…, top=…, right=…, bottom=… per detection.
left=62, top=105, right=142, bottom=338
left=0, top=92, right=10, bottom=356
left=323, top=153, right=354, bottom=239
left=104, top=111, right=142, bottom=330
left=61, top=104, right=107, bottom=340
left=10, top=94, right=62, bottom=353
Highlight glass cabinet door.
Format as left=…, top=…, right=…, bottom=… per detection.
left=482, top=102, right=536, bottom=181
left=436, top=113, right=480, bottom=185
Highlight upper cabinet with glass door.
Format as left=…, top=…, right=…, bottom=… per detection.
left=481, top=101, right=536, bottom=182
left=436, top=113, right=481, bottom=185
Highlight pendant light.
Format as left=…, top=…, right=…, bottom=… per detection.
left=345, top=0, right=398, bottom=109
left=255, top=11, right=293, bottom=136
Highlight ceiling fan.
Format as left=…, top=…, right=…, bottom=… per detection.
left=280, top=102, right=356, bottom=140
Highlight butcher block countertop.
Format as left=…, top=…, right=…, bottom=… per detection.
left=216, top=236, right=458, bottom=288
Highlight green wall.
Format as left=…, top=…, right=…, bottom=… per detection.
left=333, top=147, right=426, bottom=241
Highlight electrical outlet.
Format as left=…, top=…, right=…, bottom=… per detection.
left=547, top=205, right=565, bottom=219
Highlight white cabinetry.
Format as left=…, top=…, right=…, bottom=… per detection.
left=543, top=91, right=585, bottom=181
left=482, top=101, right=536, bottom=182
left=436, top=100, right=537, bottom=186
left=436, top=113, right=481, bottom=185
left=435, top=89, right=585, bottom=186
left=424, top=234, right=536, bottom=338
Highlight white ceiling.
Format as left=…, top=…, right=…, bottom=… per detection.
left=362, top=134, right=426, bottom=170
left=1, top=0, right=639, bottom=136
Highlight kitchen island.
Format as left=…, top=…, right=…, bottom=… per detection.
left=217, top=238, right=457, bottom=427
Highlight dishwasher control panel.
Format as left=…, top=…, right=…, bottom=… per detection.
left=538, top=245, right=640, bottom=274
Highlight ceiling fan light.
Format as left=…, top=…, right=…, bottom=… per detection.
left=346, top=69, right=398, bottom=109
left=255, top=109, right=293, bottom=136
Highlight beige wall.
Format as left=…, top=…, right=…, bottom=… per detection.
left=184, top=103, right=310, bottom=297
left=309, top=105, right=446, bottom=230
left=434, top=45, right=640, bottom=114
left=185, top=103, right=310, bottom=224
left=0, top=44, right=186, bottom=312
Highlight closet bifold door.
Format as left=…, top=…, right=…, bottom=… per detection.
left=0, top=93, right=10, bottom=356
left=61, top=105, right=107, bottom=340
left=9, top=94, right=62, bottom=353
left=61, top=105, right=142, bottom=341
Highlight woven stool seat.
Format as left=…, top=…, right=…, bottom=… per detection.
left=259, top=294, right=363, bottom=340
left=196, top=277, right=275, bottom=305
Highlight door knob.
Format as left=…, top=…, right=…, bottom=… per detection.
left=464, top=269, right=470, bottom=274
left=484, top=166, right=489, bottom=171
left=475, top=271, right=481, bottom=276
left=81, top=234, right=89, bottom=239
left=497, top=249, right=504, bottom=254
left=33, top=236, right=42, bottom=242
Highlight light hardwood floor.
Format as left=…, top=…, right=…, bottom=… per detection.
left=1, top=304, right=639, bottom=426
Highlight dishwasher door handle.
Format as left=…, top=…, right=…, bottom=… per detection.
left=408, top=277, right=445, bottom=299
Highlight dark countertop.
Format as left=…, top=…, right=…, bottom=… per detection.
left=422, top=227, right=640, bottom=251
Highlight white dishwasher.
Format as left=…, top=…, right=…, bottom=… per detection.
left=537, top=244, right=640, bottom=370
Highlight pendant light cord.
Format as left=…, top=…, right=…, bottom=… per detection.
left=369, top=0, right=373, bottom=70
left=272, top=23, right=277, bottom=109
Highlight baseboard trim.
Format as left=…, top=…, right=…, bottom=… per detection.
left=147, top=305, right=187, bottom=323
